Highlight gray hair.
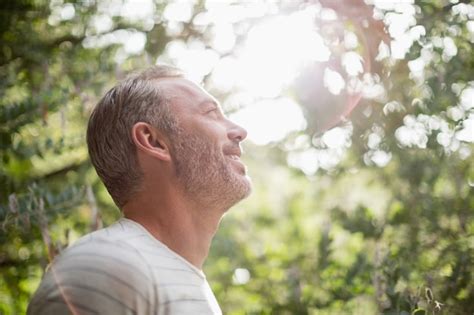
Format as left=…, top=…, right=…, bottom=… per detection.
left=87, top=65, right=184, bottom=208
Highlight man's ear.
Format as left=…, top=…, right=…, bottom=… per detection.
left=132, top=122, right=171, bottom=161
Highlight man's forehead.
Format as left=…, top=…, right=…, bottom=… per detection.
left=154, top=77, right=204, bottom=96
left=154, top=77, right=218, bottom=107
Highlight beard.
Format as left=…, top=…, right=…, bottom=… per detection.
left=171, top=129, right=251, bottom=211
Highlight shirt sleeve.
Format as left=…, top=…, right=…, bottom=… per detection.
left=27, top=239, right=156, bottom=315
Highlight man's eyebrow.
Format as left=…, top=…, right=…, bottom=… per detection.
left=198, top=100, right=220, bottom=109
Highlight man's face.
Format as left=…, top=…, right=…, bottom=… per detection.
left=159, top=78, right=251, bottom=210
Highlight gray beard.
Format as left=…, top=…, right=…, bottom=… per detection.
left=171, top=130, right=251, bottom=211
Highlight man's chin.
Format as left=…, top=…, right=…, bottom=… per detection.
left=243, top=175, right=253, bottom=196
left=234, top=175, right=253, bottom=201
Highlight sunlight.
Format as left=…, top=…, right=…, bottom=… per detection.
left=210, top=5, right=331, bottom=146
left=232, top=268, right=251, bottom=285
left=236, top=7, right=330, bottom=98
left=230, top=98, right=306, bottom=145
left=322, top=127, right=352, bottom=149
left=324, top=68, right=345, bottom=95
left=156, top=2, right=335, bottom=154
left=121, top=0, right=154, bottom=21
left=162, top=40, right=220, bottom=82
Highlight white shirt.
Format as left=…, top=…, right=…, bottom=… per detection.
left=27, top=218, right=222, bottom=315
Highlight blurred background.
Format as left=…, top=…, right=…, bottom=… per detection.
left=0, top=0, right=473, bottom=314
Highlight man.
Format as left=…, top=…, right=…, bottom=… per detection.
left=27, top=65, right=251, bottom=314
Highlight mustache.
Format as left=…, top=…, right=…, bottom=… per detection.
left=222, top=143, right=243, bottom=157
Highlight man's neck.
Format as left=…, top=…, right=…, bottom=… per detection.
left=122, top=192, right=224, bottom=269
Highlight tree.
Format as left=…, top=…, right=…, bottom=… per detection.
left=209, top=1, right=474, bottom=314
left=1, top=0, right=472, bottom=314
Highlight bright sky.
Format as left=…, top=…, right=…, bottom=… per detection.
left=50, top=0, right=474, bottom=173
left=160, top=4, right=333, bottom=147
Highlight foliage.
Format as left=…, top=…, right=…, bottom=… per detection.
left=1, top=0, right=473, bottom=314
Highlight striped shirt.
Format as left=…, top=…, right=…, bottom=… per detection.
left=27, top=218, right=222, bottom=315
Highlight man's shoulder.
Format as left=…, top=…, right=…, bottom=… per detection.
left=27, top=220, right=157, bottom=315
left=73, top=218, right=144, bottom=244
left=69, top=219, right=207, bottom=285
left=55, top=218, right=153, bottom=271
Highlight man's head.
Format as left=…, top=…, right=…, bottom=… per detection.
left=156, top=78, right=252, bottom=210
left=87, top=65, right=251, bottom=209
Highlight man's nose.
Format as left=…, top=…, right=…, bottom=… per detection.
left=227, top=119, right=248, bottom=143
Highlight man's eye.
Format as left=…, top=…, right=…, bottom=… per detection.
left=207, top=108, right=218, bottom=115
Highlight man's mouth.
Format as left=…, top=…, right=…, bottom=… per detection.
left=224, top=152, right=247, bottom=174
left=223, top=146, right=242, bottom=159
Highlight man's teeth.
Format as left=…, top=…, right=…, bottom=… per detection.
left=228, top=155, right=239, bottom=160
